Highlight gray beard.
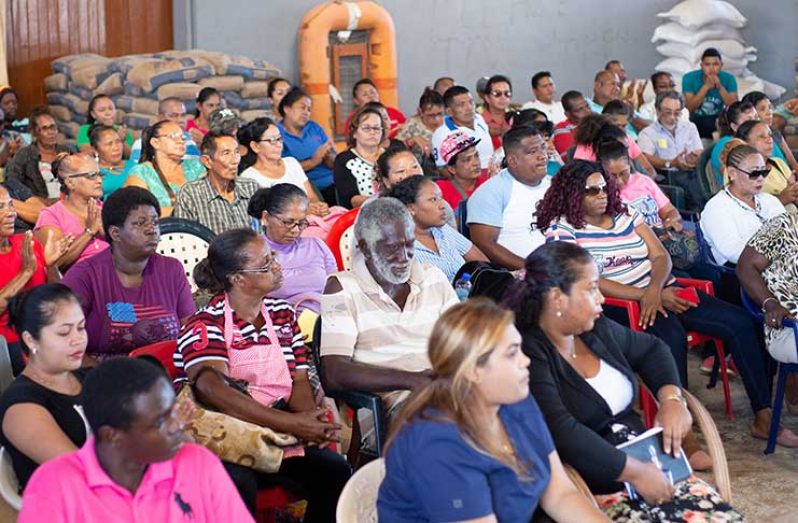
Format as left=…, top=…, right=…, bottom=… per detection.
left=372, top=255, right=411, bottom=285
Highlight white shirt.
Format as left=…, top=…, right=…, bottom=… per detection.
left=585, top=359, right=634, bottom=416
left=240, top=157, right=309, bottom=191
left=431, top=114, right=494, bottom=169
left=700, top=189, right=786, bottom=265
left=467, top=169, right=550, bottom=259
left=521, top=99, right=566, bottom=124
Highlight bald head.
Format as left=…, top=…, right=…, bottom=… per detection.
left=593, top=70, right=621, bottom=105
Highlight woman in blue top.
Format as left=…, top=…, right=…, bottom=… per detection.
left=388, top=175, right=487, bottom=282
left=277, top=87, right=337, bottom=205
left=378, top=298, right=608, bottom=523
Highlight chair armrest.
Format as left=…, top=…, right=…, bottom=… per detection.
left=684, top=390, right=732, bottom=503
left=675, top=277, right=714, bottom=296
left=332, top=390, right=387, bottom=456
left=603, top=297, right=641, bottom=331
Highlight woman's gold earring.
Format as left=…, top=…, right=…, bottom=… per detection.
left=556, top=310, right=563, bottom=318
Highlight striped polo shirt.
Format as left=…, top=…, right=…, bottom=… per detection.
left=320, top=254, right=458, bottom=372
left=175, top=294, right=308, bottom=377
left=545, top=210, right=659, bottom=288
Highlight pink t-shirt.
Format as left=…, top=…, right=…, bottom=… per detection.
left=573, top=136, right=642, bottom=161
left=19, top=438, right=253, bottom=523
left=34, top=201, right=110, bottom=265
left=619, top=173, right=671, bottom=227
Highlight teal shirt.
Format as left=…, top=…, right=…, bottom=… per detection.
left=127, top=160, right=206, bottom=209
left=100, top=161, right=134, bottom=200
left=682, top=70, right=737, bottom=117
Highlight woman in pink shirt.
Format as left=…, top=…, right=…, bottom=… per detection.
left=19, top=358, right=253, bottom=523
left=573, top=114, right=657, bottom=177
left=34, top=152, right=109, bottom=270
left=598, top=140, right=682, bottom=231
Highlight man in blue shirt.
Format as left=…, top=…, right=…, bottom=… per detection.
left=682, top=47, right=739, bottom=139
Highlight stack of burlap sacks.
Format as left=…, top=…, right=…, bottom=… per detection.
left=43, top=50, right=281, bottom=148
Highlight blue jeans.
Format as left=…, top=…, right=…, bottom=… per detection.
left=606, top=290, right=771, bottom=414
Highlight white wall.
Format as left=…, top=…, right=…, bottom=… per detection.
left=179, top=0, right=796, bottom=113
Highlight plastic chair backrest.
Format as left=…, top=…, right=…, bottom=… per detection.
left=335, top=458, right=385, bottom=523
left=129, top=340, right=179, bottom=381
left=0, top=336, right=14, bottom=395
left=0, top=447, right=21, bottom=511
left=326, top=208, right=360, bottom=271
left=157, top=218, right=216, bottom=293
left=695, top=144, right=718, bottom=202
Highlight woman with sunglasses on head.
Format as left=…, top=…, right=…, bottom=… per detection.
left=481, top=75, right=514, bottom=149
left=702, top=140, right=787, bottom=266
left=124, top=120, right=206, bottom=217
left=734, top=120, right=798, bottom=211
left=34, top=152, right=109, bottom=270
left=333, top=105, right=386, bottom=209
left=247, top=184, right=337, bottom=313
left=238, top=118, right=329, bottom=218
left=177, top=228, right=350, bottom=520
left=539, top=160, right=788, bottom=448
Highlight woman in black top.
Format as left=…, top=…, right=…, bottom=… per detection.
left=333, top=106, right=386, bottom=208
left=505, top=242, right=741, bottom=520
left=0, top=284, right=89, bottom=490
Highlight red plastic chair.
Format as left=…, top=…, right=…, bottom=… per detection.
left=603, top=278, right=734, bottom=425
left=130, top=341, right=303, bottom=522
left=129, top=340, right=179, bottom=380
left=325, top=208, right=360, bottom=271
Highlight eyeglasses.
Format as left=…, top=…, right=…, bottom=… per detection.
left=358, top=125, right=383, bottom=134
left=489, top=90, right=512, bottom=98
left=257, top=136, right=283, bottom=145
left=156, top=131, right=185, bottom=142
left=734, top=166, right=770, bottom=180
left=237, top=252, right=279, bottom=274
left=67, top=171, right=104, bottom=180
left=272, top=216, right=310, bottom=230
left=585, top=183, right=608, bottom=196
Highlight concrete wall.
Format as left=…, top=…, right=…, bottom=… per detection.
left=180, top=0, right=796, bottom=113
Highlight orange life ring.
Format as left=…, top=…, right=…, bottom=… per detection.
left=298, top=1, right=398, bottom=145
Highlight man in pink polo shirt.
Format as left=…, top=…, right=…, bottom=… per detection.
left=19, top=358, right=253, bottom=523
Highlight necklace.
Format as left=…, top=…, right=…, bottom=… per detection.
left=24, top=366, right=79, bottom=395
left=723, top=187, right=765, bottom=223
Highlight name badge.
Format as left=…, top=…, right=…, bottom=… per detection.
left=657, top=138, right=669, bottom=149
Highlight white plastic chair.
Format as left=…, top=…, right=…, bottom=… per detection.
left=0, top=447, right=21, bottom=512
left=336, top=458, right=385, bottom=523
left=339, top=227, right=356, bottom=271
left=156, top=218, right=215, bottom=292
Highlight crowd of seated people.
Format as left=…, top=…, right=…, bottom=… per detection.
left=2, top=41, right=798, bottom=521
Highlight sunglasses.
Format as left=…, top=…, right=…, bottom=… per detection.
left=734, top=166, right=770, bottom=180
left=67, top=170, right=104, bottom=180
left=585, top=184, right=608, bottom=196
left=489, top=90, right=512, bottom=98
left=237, top=251, right=279, bottom=274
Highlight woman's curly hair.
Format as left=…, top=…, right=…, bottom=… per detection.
left=535, top=160, right=626, bottom=230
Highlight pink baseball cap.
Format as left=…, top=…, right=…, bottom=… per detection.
left=439, top=130, right=481, bottom=165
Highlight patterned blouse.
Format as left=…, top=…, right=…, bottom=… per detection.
left=746, top=212, right=798, bottom=344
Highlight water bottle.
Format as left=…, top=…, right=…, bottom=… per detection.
left=454, top=273, right=472, bottom=301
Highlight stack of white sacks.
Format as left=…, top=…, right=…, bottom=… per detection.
left=651, top=0, right=785, bottom=100
left=44, top=50, right=281, bottom=148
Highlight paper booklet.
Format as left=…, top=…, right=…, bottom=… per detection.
left=616, top=426, right=693, bottom=499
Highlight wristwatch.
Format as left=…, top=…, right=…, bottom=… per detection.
left=664, top=160, right=671, bottom=170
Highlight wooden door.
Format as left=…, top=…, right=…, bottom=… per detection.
left=5, top=0, right=173, bottom=114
